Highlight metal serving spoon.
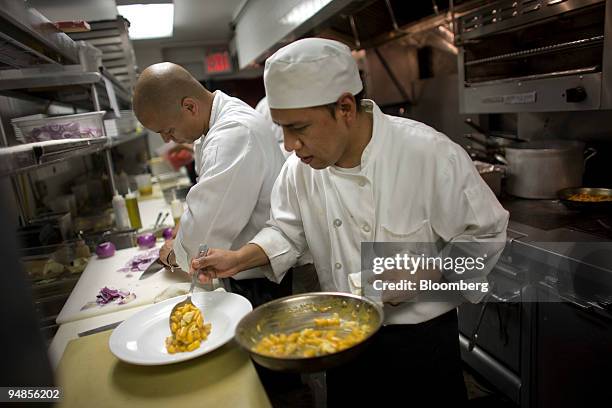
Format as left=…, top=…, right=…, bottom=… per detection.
left=168, top=244, right=208, bottom=326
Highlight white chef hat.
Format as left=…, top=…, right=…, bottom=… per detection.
left=264, top=38, right=363, bottom=109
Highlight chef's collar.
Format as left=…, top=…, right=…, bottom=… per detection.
left=207, top=90, right=222, bottom=132
left=192, top=91, right=222, bottom=172
left=358, top=99, right=384, bottom=171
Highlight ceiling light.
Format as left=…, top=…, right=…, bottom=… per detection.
left=117, top=3, right=174, bottom=40
left=279, top=0, right=333, bottom=26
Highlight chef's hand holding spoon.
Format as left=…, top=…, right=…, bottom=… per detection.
left=190, top=248, right=240, bottom=284
left=190, top=245, right=262, bottom=284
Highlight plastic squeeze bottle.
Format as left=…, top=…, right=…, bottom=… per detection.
left=112, top=191, right=130, bottom=230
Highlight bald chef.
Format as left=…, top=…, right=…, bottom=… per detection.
left=132, top=62, right=288, bottom=306
left=192, top=39, right=509, bottom=405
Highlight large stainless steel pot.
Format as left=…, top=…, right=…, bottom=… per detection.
left=501, top=140, right=596, bottom=199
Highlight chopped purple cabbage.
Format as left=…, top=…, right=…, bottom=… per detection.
left=96, top=286, right=134, bottom=306
left=26, top=122, right=103, bottom=142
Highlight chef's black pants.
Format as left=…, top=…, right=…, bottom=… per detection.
left=226, top=269, right=293, bottom=308
left=229, top=269, right=307, bottom=405
left=327, top=309, right=468, bottom=407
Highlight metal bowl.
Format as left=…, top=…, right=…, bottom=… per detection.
left=234, top=292, right=384, bottom=373
left=558, top=187, right=612, bottom=212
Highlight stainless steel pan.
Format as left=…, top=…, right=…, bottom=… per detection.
left=558, top=187, right=612, bottom=212
left=234, top=292, right=383, bottom=372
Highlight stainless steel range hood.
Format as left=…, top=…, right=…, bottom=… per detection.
left=232, top=0, right=360, bottom=69
left=232, top=0, right=453, bottom=69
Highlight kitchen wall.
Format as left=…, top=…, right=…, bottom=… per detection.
left=133, top=44, right=164, bottom=71
left=361, top=26, right=478, bottom=144
left=517, top=110, right=612, bottom=143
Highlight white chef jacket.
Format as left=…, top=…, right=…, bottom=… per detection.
left=174, top=91, right=285, bottom=279
left=250, top=100, right=509, bottom=323
left=255, top=96, right=291, bottom=159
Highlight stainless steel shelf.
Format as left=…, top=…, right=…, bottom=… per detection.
left=0, top=3, right=137, bottom=225
left=0, top=128, right=148, bottom=177
left=0, top=0, right=80, bottom=66
left=0, top=138, right=107, bottom=177
left=0, top=67, right=131, bottom=113
left=0, top=65, right=99, bottom=88
left=0, top=3, right=132, bottom=111
left=68, top=17, right=138, bottom=91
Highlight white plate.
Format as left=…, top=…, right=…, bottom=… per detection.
left=109, top=291, right=252, bottom=365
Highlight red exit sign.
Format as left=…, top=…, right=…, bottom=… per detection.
left=205, top=51, right=232, bottom=74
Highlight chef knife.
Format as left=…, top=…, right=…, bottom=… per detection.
left=77, top=321, right=123, bottom=337
left=138, top=258, right=164, bottom=280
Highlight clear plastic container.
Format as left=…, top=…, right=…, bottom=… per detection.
left=135, top=174, right=153, bottom=196
left=11, top=111, right=106, bottom=143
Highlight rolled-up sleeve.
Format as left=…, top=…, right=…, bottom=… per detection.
left=174, top=126, right=265, bottom=271
left=250, top=161, right=307, bottom=282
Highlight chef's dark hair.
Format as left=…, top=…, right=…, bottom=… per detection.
left=324, top=89, right=365, bottom=118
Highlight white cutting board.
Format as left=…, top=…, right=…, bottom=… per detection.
left=56, top=244, right=189, bottom=325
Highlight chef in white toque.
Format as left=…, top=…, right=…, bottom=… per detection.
left=192, top=38, right=509, bottom=405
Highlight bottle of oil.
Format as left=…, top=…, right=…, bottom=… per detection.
left=125, top=190, right=142, bottom=230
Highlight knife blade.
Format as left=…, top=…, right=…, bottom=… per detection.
left=139, top=258, right=164, bottom=280
left=77, top=321, right=123, bottom=337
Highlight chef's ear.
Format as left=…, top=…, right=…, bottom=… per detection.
left=336, top=93, right=357, bottom=122
left=181, top=97, right=198, bottom=115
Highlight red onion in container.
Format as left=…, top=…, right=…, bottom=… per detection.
left=137, top=233, right=156, bottom=249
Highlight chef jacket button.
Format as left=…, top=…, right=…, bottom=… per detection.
left=335, top=262, right=342, bottom=269
left=358, top=179, right=366, bottom=187
left=333, top=219, right=342, bottom=227
left=362, top=224, right=371, bottom=233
